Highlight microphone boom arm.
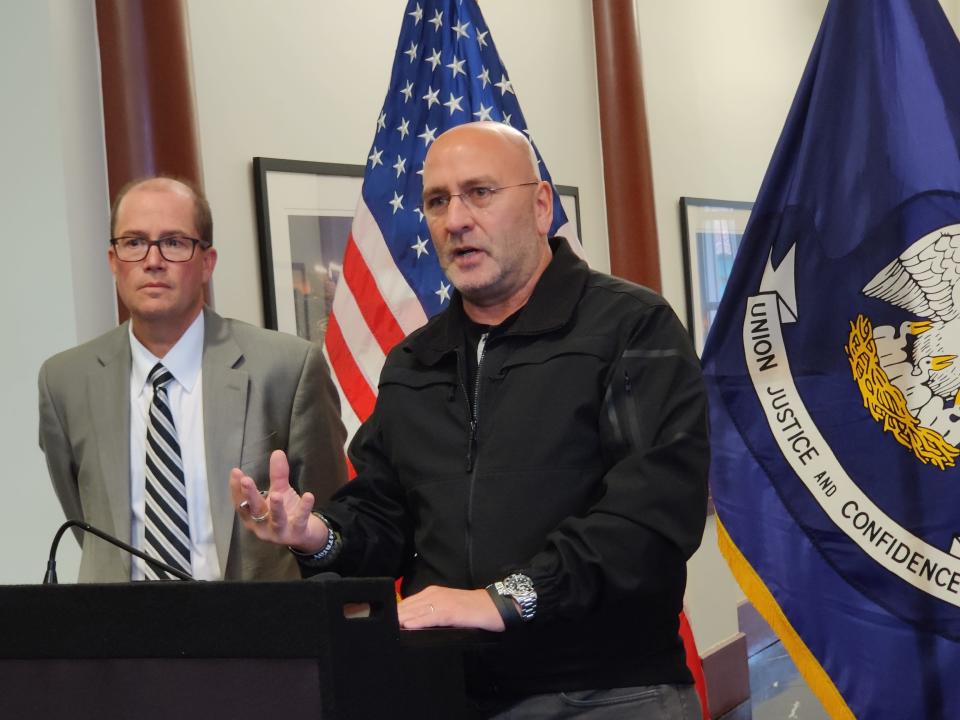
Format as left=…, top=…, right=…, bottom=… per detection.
left=44, top=519, right=194, bottom=584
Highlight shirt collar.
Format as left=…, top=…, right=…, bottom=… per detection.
left=407, top=237, right=589, bottom=366
left=129, top=311, right=205, bottom=397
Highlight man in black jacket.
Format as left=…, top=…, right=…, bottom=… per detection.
left=231, top=122, right=708, bottom=719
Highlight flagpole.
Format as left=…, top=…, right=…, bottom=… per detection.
left=592, top=0, right=661, bottom=293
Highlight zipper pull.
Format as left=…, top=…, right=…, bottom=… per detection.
left=466, top=419, right=477, bottom=471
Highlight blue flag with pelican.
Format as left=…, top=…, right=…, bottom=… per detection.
left=703, top=1, right=960, bottom=717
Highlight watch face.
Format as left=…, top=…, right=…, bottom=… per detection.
left=504, top=573, right=534, bottom=595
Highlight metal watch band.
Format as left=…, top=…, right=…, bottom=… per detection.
left=494, top=573, right=537, bottom=622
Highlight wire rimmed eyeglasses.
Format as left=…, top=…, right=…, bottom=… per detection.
left=110, top=235, right=212, bottom=262
left=420, top=181, right=540, bottom=219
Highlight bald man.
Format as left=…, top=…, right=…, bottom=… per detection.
left=232, top=123, right=709, bottom=719
left=39, top=176, right=346, bottom=583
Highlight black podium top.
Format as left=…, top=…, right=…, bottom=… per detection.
left=0, top=576, right=487, bottom=719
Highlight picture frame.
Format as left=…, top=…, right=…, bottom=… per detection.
left=253, top=158, right=364, bottom=341
left=555, top=184, right=582, bottom=242
left=679, top=197, right=753, bottom=354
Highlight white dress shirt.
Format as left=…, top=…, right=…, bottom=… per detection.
left=128, top=312, right=222, bottom=580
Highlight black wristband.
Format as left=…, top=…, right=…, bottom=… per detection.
left=288, top=513, right=341, bottom=567
left=485, top=584, right=522, bottom=630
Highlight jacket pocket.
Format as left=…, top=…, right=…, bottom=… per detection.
left=494, top=336, right=609, bottom=375
left=378, top=366, right=456, bottom=390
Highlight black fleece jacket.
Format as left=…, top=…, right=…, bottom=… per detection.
left=316, top=237, right=710, bottom=701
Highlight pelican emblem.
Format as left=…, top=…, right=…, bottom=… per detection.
left=846, top=224, right=960, bottom=470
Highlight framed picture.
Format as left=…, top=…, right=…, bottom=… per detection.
left=253, top=158, right=364, bottom=342
left=679, top=197, right=753, bottom=354
left=556, top=184, right=582, bottom=242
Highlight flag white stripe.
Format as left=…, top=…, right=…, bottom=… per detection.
left=352, top=200, right=429, bottom=335
left=332, top=278, right=388, bottom=389
left=323, top=346, right=364, bottom=448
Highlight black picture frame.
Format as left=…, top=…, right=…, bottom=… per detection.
left=679, top=196, right=753, bottom=354
left=253, top=158, right=364, bottom=337
left=555, top=184, right=582, bottom=242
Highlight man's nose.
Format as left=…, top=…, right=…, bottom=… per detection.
left=142, top=243, right=167, bottom=267
left=444, top=194, right=475, bottom=232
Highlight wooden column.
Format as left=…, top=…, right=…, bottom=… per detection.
left=592, top=0, right=661, bottom=292
left=96, top=0, right=205, bottom=320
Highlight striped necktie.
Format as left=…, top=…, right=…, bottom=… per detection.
left=143, top=363, right=191, bottom=579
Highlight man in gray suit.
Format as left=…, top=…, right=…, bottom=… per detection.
left=39, top=176, right=346, bottom=582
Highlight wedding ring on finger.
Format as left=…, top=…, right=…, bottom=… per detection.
left=240, top=490, right=270, bottom=522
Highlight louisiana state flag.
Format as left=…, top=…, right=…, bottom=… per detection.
left=702, top=1, right=960, bottom=717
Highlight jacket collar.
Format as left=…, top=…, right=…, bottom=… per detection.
left=408, top=237, right=588, bottom=366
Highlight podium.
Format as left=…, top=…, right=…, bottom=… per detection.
left=0, top=576, right=484, bottom=719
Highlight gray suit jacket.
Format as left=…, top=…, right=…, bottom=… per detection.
left=38, top=307, right=347, bottom=582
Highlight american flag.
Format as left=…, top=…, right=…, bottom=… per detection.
left=325, top=0, right=577, bottom=443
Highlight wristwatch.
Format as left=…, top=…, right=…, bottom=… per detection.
left=493, top=573, right=537, bottom=622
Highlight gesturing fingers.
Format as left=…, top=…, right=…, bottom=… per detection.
left=232, top=471, right=272, bottom=534
left=268, top=449, right=292, bottom=493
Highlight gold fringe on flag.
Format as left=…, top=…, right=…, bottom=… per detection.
left=716, top=517, right=856, bottom=720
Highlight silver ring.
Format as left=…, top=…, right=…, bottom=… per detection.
left=240, top=490, right=270, bottom=518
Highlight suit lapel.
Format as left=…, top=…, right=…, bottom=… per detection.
left=89, top=326, right=133, bottom=550
left=201, top=308, right=248, bottom=574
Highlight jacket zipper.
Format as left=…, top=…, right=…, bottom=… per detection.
left=464, top=331, right=488, bottom=588
left=465, top=332, right=488, bottom=472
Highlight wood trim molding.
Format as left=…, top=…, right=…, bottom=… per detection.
left=592, top=0, right=661, bottom=292
left=95, top=0, right=206, bottom=321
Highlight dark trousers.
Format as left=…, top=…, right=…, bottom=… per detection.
left=488, top=684, right=702, bottom=720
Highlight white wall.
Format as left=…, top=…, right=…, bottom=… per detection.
left=945, top=0, right=960, bottom=32
left=186, top=0, right=608, bottom=327
left=0, top=0, right=113, bottom=584
left=638, top=0, right=829, bottom=318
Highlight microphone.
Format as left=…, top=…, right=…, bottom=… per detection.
left=44, top=519, right=195, bottom=584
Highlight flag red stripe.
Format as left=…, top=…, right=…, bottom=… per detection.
left=679, top=610, right=710, bottom=719
left=325, top=311, right=377, bottom=422
left=343, top=236, right=406, bottom=354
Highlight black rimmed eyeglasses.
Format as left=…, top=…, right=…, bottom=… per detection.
left=110, top=235, right=212, bottom=262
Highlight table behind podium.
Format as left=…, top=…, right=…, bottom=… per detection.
left=0, top=576, right=484, bottom=719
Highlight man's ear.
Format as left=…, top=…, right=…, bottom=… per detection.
left=534, top=181, right=553, bottom=235
left=202, top=247, right=218, bottom=283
